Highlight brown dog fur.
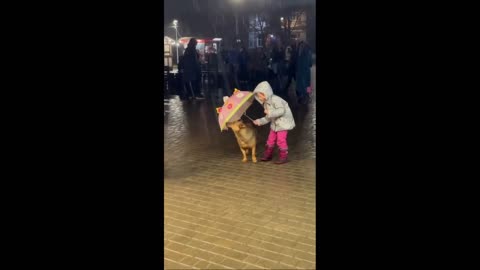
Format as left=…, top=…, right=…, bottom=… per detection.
left=226, top=120, right=257, bottom=163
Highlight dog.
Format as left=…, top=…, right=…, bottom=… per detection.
left=226, top=119, right=257, bottom=163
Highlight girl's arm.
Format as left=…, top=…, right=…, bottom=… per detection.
left=267, top=106, right=286, bottom=119
left=254, top=117, right=271, bottom=126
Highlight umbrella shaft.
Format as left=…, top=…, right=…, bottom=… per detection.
left=244, top=113, right=254, bottom=122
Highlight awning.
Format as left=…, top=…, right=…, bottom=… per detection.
left=164, top=36, right=175, bottom=44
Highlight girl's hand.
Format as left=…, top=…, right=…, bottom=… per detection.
left=253, top=120, right=260, bottom=126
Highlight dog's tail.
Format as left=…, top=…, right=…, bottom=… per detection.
left=245, top=149, right=249, bottom=154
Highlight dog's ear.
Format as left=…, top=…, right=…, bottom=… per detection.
left=238, top=122, right=246, bottom=129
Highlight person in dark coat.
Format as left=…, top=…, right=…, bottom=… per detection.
left=207, top=50, right=218, bottom=89
left=182, top=38, right=204, bottom=100
left=229, top=45, right=240, bottom=89
left=238, top=46, right=249, bottom=89
left=177, top=55, right=186, bottom=99
left=295, top=41, right=312, bottom=104
left=283, top=41, right=297, bottom=95
left=269, top=44, right=283, bottom=96
left=259, top=48, right=269, bottom=83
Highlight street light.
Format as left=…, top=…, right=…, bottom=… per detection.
left=173, top=19, right=179, bottom=65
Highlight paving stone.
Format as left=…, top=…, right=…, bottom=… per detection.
left=164, top=259, right=192, bottom=269
left=221, top=258, right=247, bottom=269
left=164, top=91, right=317, bottom=268
left=193, top=249, right=215, bottom=261
left=164, top=248, right=187, bottom=263
left=180, top=256, right=200, bottom=267
left=167, top=241, right=191, bottom=253
left=210, top=254, right=228, bottom=264
left=293, top=242, right=315, bottom=254
left=297, top=237, right=316, bottom=247
left=170, top=234, right=192, bottom=245
left=261, top=241, right=287, bottom=254
left=294, top=250, right=316, bottom=263
left=243, top=255, right=260, bottom=265
left=295, top=259, right=316, bottom=269
left=224, top=248, right=249, bottom=261
left=279, top=255, right=300, bottom=268
left=205, top=262, right=229, bottom=269
left=229, top=242, right=251, bottom=253
left=254, top=257, right=279, bottom=269
left=192, top=260, right=209, bottom=269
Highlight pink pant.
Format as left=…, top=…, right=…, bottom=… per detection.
left=266, top=130, right=288, bottom=150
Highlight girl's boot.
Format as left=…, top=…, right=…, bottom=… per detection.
left=274, top=149, right=288, bottom=164
left=260, top=145, right=275, bottom=161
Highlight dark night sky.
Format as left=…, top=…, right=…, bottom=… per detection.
left=164, top=0, right=315, bottom=39
left=164, top=0, right=217, bottom=38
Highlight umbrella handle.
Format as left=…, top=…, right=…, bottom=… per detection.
left=243, top=112, right=254, bottom=122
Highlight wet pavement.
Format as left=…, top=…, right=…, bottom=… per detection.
left=164, top=66, right=316, bottom=269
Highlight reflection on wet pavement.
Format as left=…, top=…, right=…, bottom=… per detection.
left=164, top=87, right=316, bottom=163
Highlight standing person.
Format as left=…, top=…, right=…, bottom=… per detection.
left=177, top=55, right=185, bottom=100
left=238, top=46, right=249, bottom=90
left=270, top=44, right=283, bottom=96
left=295, top=41, right=312, bottom=105
left=182, top=38, right=204, bottom=100
left=278, top=44, right=287, bottom=98
left=229, top=45, right=240, bottom=89
left=285, top=44, right=292, bottom=63
left=250, top=48, right=260, bottom=87
left=196, top=48, right=205, bottom=96
left=252, top=81, right=296, bottom=164
left=216, top=46, right=231, bottom=97
left=283, top=41, right=297, bottom=97
left=259, top=48, right=269, bottom=83
left=207, top=49, right=218, bottom=91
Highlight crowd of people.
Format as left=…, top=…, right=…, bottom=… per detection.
left=177, top=38, right=313, bottom=105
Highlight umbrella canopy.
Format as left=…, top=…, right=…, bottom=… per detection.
left=216, top=89, right=255, bottom=131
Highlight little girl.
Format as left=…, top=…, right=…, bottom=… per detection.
left=252, top=81, right=295, bottom=164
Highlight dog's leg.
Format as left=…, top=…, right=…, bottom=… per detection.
left=252, top=145, right=257, bottom=163
left=240, top=148, right=247, bottom=162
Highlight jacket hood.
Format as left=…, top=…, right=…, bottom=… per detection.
left=253, top=81, right=274, bottom=104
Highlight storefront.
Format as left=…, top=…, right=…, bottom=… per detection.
left=164, top=36, right=175, bottom=70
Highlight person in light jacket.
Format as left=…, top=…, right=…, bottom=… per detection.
left=252, top=81, right=295, bottom=164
